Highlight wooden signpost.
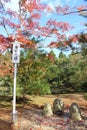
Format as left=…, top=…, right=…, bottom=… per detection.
left=12, top=41, right=20, bottom=123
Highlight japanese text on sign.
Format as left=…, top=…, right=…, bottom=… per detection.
left=12, top=42, right=20, bottom=63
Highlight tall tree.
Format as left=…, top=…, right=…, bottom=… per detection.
left=0, top=0, right=86, bottom=52
left=17, top=49, right=51, bottom=96
left=0, top=0, right=87, bottom=77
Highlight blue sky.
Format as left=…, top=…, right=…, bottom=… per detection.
left=1, top=0, right=87, bottom=56
left=2, top=0, right=87, bottom=37
left=40, top=0, right=87, bottom=32
left=4, top=0, right=87, bottom=30
left=39, top=0, right=87, bottom=56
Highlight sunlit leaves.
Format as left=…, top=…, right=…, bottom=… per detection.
left=0, top=35, right=11, bottom=52
left=20, top=0, right=45, bottom=13
left=55, top=5, right=70, bottom=15
left=0, top=0, right=87, bottom=52
left=31, top=13, right=41, bottom=19
left=46, top=19, right=73, bottom=32
left=0, top=52, right=13, bottom=77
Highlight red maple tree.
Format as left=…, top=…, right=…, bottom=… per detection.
left=0, top=0, right=86, bottom=76
left=0, top=0, right=86, bottom=52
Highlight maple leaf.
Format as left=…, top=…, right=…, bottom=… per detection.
left=69, top=35, right=79, bottom=43
left=31, top=13, right=41, bottom=19
left=48, top=42, right=58, bottom=48
left=77, top=5, right=87, bottom=11
left=46, top=6, right=54, bottom=13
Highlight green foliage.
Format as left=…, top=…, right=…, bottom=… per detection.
left=17, top=49, right=51, bottom=96
left=1, top=40, right=87, bottom=96
left=0, top=75, right=13, bottom=95
left=48, top=52, right=74, bottom=94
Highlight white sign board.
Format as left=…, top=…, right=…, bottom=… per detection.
left=12, top=42, right=20, bottom=63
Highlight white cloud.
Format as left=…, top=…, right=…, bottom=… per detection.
left=43, top=0, right=63, bottom=16
left=54, top=0, right=63, bottom=6
left=66, top=32, right=71, bottom=37
left=66, top=0, right=71, bottom=3
left=49, top=0, right=63, bottom=11
left=41, top=0, right=62, bottom=7
left=5, top=0, right=19, bottom=11
left=48, top=1, right=56, bottom=12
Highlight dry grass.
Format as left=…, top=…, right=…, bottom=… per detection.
left=25, top=94, right=87, bottom=110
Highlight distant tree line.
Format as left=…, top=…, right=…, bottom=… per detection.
left=0, top=42, right=87, bottom=96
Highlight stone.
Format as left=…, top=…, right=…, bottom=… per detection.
left=53, top=98, right=64, bottom=115
left=43, top=103, right=53, bottom=116
left=69, top=102, right=82, bottom=121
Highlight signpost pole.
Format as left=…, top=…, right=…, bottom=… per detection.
left=12, top=41, right=20, bottom=123
left=12, top=63, right=17, bottom=123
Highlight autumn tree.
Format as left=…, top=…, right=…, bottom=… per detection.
left=0, top=51, right=13, bottom=77
left=0, top=0, right=87, bottom=95
left=0, top=0, right=86, bottom=52
left=0, top=51, right=13, bottom=95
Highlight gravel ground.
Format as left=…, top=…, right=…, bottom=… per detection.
left=17, top=107, right=87, bottom=130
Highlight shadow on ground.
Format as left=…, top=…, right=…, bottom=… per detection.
left=0, top=119, right=11, bottom=130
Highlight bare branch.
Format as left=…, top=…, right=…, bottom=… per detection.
left=62, top=9, right=87, bottom=15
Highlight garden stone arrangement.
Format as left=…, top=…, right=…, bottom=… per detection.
left=43, top=98, right=82, bottom=121
left=43, top=103, right=53, bottom=116
left=69, top=102, right=82, bottom=121
left=53, top=98, right=64, bottom=116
